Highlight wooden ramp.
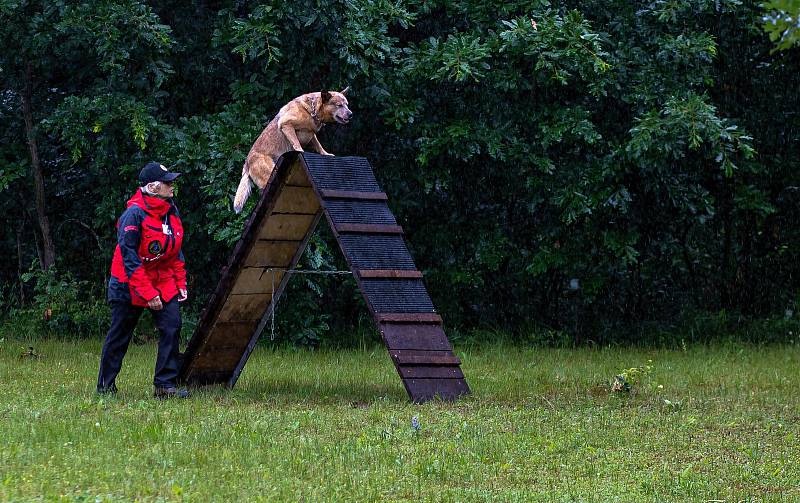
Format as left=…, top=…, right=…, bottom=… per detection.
left=178, top=152, right=469, bottom=402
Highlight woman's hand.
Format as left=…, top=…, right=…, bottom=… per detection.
left=147, top=295, right=163, bottom=310
left=178, top=289, right=188, bottom=302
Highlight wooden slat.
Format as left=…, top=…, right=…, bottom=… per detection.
left=202, top=321, right=258, bottom=345
left=319, top=189, right=388, bottom=201
left=398, top=366, right=465, bottom=379
left=190, top=320, right=258, bottom=370
left=380, top=323, right=452, bottom=350
left=390, top=349, right=461, bottom=366
left=336, top=223, right=404, bottom=234
left=230, top=268, right=285, bottom=295
left=403, top=378, right=470, bottom=403
left=273, top=186, right=320, bottom=214
left=257, top=213, right=317, bottom=241
left=358, top=269, right=423, bottom=279
left=218, top=293, right=272, bottom=322
left=376, top=313, right=442, bottom=324
left=243, top=241, right=301, bottom=268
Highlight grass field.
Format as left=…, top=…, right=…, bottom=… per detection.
left=1, top=337, right=798, bottom=502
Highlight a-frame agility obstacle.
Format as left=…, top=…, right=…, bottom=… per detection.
left=178, top=152, right=469, bottom=402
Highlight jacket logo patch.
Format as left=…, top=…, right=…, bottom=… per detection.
left=124, top=225, right=138, bottom=232
left=148, top=241, right=163, bottom=255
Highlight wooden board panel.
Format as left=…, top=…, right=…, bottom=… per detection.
left=257, top=213, right=317, bottom=241
left=244, top=241, right=300, bottom=268
left=201, top=321, right=257, bottom=346
left=273, top=186, right=320, bottom=214
left=230, top=268, right=286, bottom=295
left=218, top=293, right=272, bottom=322
left=403, top=378, right=470, bottom=403
left=380, top=323, right=453, bottom=350
left=389, top=349, right=461, bottom=366
left=398, top=366, right=464, bottom=379
left=191, top=320, right=257, bottom=370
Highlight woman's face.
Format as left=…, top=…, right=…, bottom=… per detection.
left=156, top=180, right=175, bottom=198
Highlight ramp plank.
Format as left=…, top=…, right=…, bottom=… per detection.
left=389, top=349, right=461, bottom=366
left=230, top=268, right=286, bottom=295
left=257, top=213, right=317, bottom=241
left=403, top=378, right=470, bottom=403
left=273, top=186, right=320, bottom=214
left=218, top=293, right=273, bottom=322
left=380, top=323, right=452, bottom=350
left=244, top=241, right=300, bottom=268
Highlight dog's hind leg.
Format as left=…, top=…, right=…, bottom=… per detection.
left=233, top=153, right=275, bottom=213
left=247, top=153, right=276, bottom=189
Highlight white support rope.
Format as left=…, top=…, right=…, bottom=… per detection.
left=261, top=267, right=353, bottom=340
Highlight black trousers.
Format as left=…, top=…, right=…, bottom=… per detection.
left=97, top=298, right=182, bottom=390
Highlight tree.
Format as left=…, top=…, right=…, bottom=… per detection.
left=0, top=0, right=174, bottom=275
left=2, top=0, right=799, bottom=344
left=763, top=0, right=800, bottom=51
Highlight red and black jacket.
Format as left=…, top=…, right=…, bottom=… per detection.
left=108, top=189, right=186, bottom=307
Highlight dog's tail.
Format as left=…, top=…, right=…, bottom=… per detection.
left=233, top=164, right=252, bottom=214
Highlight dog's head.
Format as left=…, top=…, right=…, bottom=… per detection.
left=320, top=87, right=353, bottom=125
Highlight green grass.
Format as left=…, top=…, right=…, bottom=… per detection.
left=1, top=338, right=798, bottom=502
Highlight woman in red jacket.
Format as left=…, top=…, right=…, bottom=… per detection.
left=97, top=162, right=189, bottom=399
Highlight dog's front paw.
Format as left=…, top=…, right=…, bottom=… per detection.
left=321, top=151, right=334, bottom=156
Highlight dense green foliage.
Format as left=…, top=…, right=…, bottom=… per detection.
left=763, top=0, right=800, bottom=50
left=2, top=0, right=799, bottom=344
left=2, top=339, right=799, bottom=499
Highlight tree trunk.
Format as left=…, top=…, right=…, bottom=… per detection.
left=22, top=60, right=55, bottom=270
left=16, top=221, right=26, bottom=305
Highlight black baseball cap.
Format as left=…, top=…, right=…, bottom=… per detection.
left=139, top=162, right=181, bottom=184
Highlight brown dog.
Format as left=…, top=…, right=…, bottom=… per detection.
left=233, top=88, right=352, bottom=213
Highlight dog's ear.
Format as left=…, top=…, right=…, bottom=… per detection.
left=321, top=90, right=332, bottom=103
left=340, top=86, right=350, bottom=96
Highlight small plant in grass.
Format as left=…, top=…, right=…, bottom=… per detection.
left=611, top=360, right=653, bottom=393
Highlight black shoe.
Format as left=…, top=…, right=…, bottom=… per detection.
left=97, top=383, right=118, bottom=395
left=154, top=387, right=190, bottom=399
